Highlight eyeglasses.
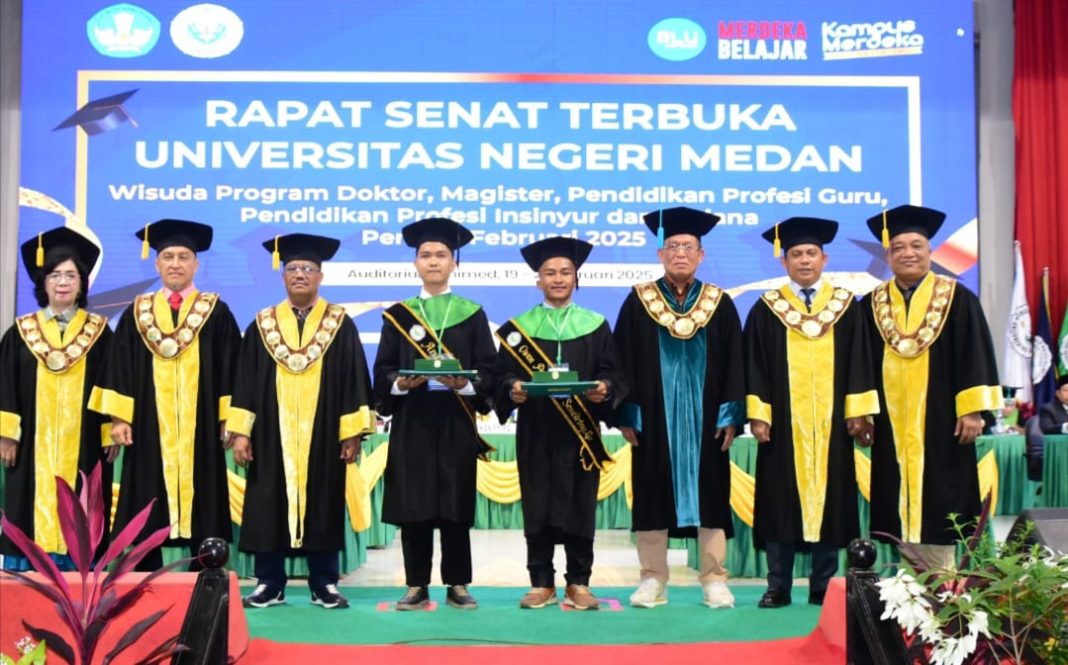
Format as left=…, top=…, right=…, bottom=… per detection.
left=284, top=265, right=321, bottom=274
left=45, top=271, right=80, bottom=284
left=662, top=242, right=700, bottom=256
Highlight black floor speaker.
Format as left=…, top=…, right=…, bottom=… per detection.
left=1008, top=508, right=1068, bottom=554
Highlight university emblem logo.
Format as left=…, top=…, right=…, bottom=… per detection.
left=170, top=3, right=244, bottom=59
left=86, top=3, right=160, bottom=57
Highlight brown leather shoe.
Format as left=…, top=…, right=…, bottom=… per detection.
left=519, top=587, right=558, bottom=609
left=564, top=584, right=600, bottom=610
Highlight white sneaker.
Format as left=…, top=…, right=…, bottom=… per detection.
left=629, top=577, right=667, bottom=608
left=703, top=581, right=735, bottom=609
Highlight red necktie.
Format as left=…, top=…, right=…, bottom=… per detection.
left=168, top=291, right=183, bottom=311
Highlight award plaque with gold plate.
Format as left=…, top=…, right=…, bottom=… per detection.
left=399, top=356, right=478, bottom=377
left=522, top=368, right=598, bottom=397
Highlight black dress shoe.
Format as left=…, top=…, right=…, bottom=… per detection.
left=757, top=589, right=792, bottom=608
left=808, top=589, right=827, bottom=606
left=446, top=584, right=478, bottom=609
left=396, top=585, right=430, bottom=610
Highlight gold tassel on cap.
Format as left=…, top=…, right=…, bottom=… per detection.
left=880, top=210, right=890, bottom=249
left=773, top=223, right=781, bottom=258
left=271, top=235, right=280, bottom=271
left=140, top=223, right=150, bottom=260
left=35, top=232, right=44, bottom=267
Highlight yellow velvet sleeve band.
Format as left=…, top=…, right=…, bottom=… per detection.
left=844, top=390, right=881, bottom=420
left=746, top=395, right=772, bottom=424
left=955, top=385, right=1002, bottom=417
left=0, top=410, right=21, bottom=440
left=101, top=422, right=114, bottom=448
left=217, top=395, right=231, bottom=422
left=88, top=386, right=135, bottom=424
left=339, top=405, right=375, bottom=441
left=226, top=406, right=256, bottom=437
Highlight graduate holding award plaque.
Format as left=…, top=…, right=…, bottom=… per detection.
left=373, top=217, right=497, bottom=611
left=495, top=237, right=625, bottom=611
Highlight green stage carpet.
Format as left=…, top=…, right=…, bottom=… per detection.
left=245, top=586, right=822, bottom=646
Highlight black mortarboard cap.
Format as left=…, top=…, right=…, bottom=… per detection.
left=262, top=233, right=340, bottom=269
left=135, top=219, right=213, bottom=259
left=761, top=217, right=839, bottom=257
left=642, top=207, right=720, bottom=247
left=402, top=217, right=474, bottom=251
left=402, top=217, right=474, bottom=265
left=866, top=205, right=946, bottom=248
left=20, top=226, right=101, bottom=280
left=53, top=90, right=138, bottom=136
left=1058, top=374, right=1068, bottom=390
left=520, top=236, right=594, bottom=272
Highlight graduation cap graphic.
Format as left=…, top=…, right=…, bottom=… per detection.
left=53, top=89, right=139, bottom=135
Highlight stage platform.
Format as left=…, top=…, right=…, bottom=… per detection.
left=239, top=580, right=847, bottom=663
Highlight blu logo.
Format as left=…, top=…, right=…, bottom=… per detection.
left=648, top=18, right=706, bottom=61
left=87, top=3, right=160, bottom=58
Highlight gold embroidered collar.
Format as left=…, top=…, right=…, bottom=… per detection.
left=871, top=273, right=956, bottom=358
left=761, top=283, right=853, bottom=339
left=255, top=299, right=346, bottom=373
left=17, top=309, right=107, bottom=373
left=134, top=291, right=218, bottom=359
left=635, top=280, right=723, bottom=340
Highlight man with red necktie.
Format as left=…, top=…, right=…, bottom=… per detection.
left=91, top=219, right=241, bottom=571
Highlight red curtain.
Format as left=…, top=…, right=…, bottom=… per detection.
left=1013, top=0, right=1068, bottom=329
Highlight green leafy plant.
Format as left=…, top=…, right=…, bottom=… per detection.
left=876, top=498, right=1068, bottom=664
left=1, top=638, right=47, bottom=665
left=0, top=463, right=187, bottom=664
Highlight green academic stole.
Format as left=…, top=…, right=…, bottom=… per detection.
left=495, top=319, right=611, bottom=472
left=382, top=303, right=494, bottom=459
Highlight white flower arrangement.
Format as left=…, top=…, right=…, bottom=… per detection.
left=874, top=533, right=1068, bottom=665
left=878, top=571, right=992, bottom=665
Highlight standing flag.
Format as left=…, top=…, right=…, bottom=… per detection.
left=1003, top=241, right=1033, bottom=403
left=1058, top=298, right=1068, bottom=379
left=1032, top=267, right=1056, bottom=406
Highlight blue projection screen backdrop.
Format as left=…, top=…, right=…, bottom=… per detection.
left=18, top=1, right=978, bottom=339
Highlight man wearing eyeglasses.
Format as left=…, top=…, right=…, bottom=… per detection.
left=228, top=233, right=375, bottom=610
left=91, top=219, right=240, bottom=571
left=613, top=207, right=746, bottom=610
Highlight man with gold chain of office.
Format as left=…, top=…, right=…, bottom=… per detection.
left=860, top=205, right=1001, bottom=569
left=744, top=218, right=879, bottom=608
left=229, top=233, right=375, bottom=610
left=90, top=220, right=240, bottom=570
left=613, top=207, right=747, bottom=610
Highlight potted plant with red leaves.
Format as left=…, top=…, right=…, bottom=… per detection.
left=1, top=463, right=188, bottom=664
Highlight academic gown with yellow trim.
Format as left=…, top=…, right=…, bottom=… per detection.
left=91, top=293, right=240, bottom=547
left=0, top=312, right=113, bottom=558
left=230, top=301, right=374, bottom=553
left=860, top=274, right=1001, bottom=545
left=744, top=284, right=878, bottom=549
